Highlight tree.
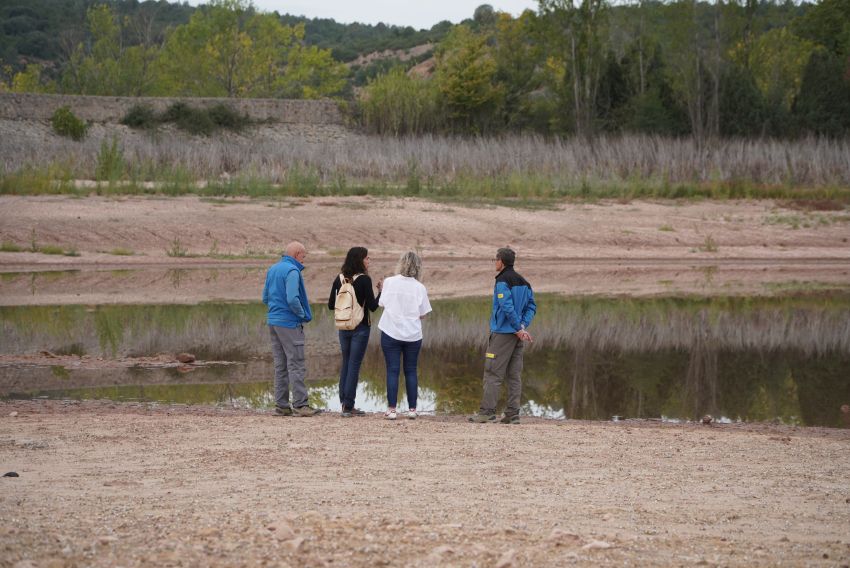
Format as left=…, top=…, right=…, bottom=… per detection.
left=718, top=63, right=764, bottom=136
left=491, top=11, right=544, bottom=131
left=60, top=4, right=160, bottom=96
left=63, top=4, right=122, bottom=95
left=11, top=63, right=54, bottom=93
left=792, top=0, right=850, bottom=58
left=156, top=0, right=346, bottom=98
left=360, top=67, right=441, bottom=135
left=794, top=50, right=850, bottom=137
left=538, top=0, right=608, bottom=138
left=663, top=0, right=713, bottom=143
left=435, top=25, right=502, bottom=133
left=731, top=27, right=817, bottom=114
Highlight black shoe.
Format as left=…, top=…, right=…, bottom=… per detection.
left=349, top=408, right=366, bottom=416
left=341, top=410, right=353, bottom=418
left=274, top=406, right=293, bottom=416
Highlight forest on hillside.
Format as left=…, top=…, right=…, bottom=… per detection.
left=1, top=0, right=848, bottom=139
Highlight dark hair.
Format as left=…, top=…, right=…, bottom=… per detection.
left=496, top=247, right=515, bottom=267
left=341, top=247, right=368, bottom=278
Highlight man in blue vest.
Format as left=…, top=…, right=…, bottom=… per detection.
left=263, top=241, right=321, bottom=416
left=469, top=247, right=536, bottom=424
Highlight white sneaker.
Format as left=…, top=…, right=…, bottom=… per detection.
left=407, top=409, right=418, bottom=420
left=384, top=409, right=397, bottom=420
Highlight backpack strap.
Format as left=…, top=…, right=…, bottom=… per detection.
left=339, top=273, right=347, bottom=285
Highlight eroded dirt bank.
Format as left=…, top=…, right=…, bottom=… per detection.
left=1, top=401, right=849, bottom=567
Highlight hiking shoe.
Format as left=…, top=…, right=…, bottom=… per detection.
left=274, top=406, right=293, bottom=417
left=293, top=406, right=321, bottom=417
left=341, top=410, right=353, bottom=418
left=468, top=413, right=497, bottom=423
left=349, top=408, right=366, bottom=416
left=384, top=409, right=397, bottom=420
left=407, top=409, right=418, bottom=420
left=500, top=413, right=520, bottom=424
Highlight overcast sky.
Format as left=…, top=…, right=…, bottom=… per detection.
left=244, top=1, right=540, bottom=29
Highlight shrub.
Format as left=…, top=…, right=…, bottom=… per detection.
left=121, top=104, right=158, bottom=129
left=162, top=102, right=215, bottom=135
left=50, top=106, right=88, bottom=141
left=208, top=104, right=249, bottom=131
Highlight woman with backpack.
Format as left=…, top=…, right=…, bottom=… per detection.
left=328, top=247, right=382, bottom=418
left=378, top=251, right=432, bottom=420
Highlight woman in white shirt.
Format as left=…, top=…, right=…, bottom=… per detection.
left=378, top=251, right=432, bottom=420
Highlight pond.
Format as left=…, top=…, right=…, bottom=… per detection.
left=2, top=295, right=849, bottom=426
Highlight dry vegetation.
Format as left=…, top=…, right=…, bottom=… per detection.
left=3, top=119, right=850, bottom=198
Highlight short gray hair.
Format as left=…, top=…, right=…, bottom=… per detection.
left=496, top=247, right=515, bottom=267
left=396, top=251, right=422, bottom=280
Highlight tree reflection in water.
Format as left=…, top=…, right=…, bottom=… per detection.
left=2, top=294, right=849, bottom=426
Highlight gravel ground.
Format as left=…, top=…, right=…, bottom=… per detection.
left=1, top=400, right=849, bottom=567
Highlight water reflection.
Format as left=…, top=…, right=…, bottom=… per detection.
left=2, top=295, right=849, bottom=426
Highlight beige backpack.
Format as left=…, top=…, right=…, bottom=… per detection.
left=334, top=274, right=364, bottom=330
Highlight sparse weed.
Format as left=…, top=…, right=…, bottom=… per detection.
left=166, top=238, right=188, bottom=257
left=38, top=245, right=65, bottom=255
left=699, top=235, right=719, bottom=253
left=107, top=248, right=134, bottom=256
left=1, top=241, right=23, bottom=252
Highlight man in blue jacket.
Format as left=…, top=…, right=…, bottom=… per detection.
left=263, top=241, right=320, bottom=416
left=469, top=247, right=536, bottom=424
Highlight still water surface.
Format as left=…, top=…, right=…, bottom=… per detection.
left=2, top=295, right=849, bottom=426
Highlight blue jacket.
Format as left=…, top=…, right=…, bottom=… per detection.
left=263, top=256, right=313, bottom=328
left=490, top=267, right=536, bottom=334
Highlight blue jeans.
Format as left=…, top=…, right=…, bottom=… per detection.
left=338, top=325, right=370, bottom=411
left=381, top=331, right=422, bottom=409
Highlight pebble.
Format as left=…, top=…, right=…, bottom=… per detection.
left=9, top=412, right=18, bottom=417
left=495, top=548, right=516, bottom=568
left=266, top=520, right=294, bottom=540
left=547, top=528, right=581, bottom=545
left=582, top=539, right=614, bottom=550
left=285, top=537, right=305, bottom=552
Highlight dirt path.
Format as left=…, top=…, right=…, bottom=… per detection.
left=1, top=400, right=849, bottom=567
left=1, top=195, right=849, bottom=304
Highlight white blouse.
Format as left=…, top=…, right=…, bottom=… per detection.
left=378, top=275, right=432, bottom=342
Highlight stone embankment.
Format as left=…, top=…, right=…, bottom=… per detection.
left=0, top=92, right=344, bottom=124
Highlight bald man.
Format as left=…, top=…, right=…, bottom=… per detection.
left=262, top=241, right=320, bottom=416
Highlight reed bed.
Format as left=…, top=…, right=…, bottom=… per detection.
left=1, top=296, right=848, bottom=359
left=2, top=121, right=850, bottom=198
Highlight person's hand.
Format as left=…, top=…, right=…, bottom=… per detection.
left=515, top=329, right=533, bottom=342
left=376, top=278, right=383, bottom=291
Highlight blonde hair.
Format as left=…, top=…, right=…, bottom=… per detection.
left=395, top=251, right=422, bottom=280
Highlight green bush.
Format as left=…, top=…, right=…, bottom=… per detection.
left=121, top=104, right=159, bottom=129
left=208, top=104, right=249, bottom=131
left=50, top=106, right=88, bottom=141
left=162, top=102, right=215, bottom=135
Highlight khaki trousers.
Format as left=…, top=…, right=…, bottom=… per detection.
left=479, top=332, right=524, bottom=415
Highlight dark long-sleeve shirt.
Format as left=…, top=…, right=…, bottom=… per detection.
left=328, top=273, right=381, bottom=327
